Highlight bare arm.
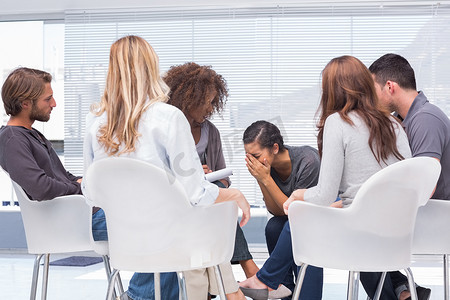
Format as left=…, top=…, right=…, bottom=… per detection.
left=215, top=188, right=250, bottom=227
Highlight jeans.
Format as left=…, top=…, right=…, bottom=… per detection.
left=258, top=216, right=323, bottom=300
left=92, top=209, right=179, bottom=300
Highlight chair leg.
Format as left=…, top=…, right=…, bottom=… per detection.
left=292, top=263, right=308, bottom=300
left=116, top=271, right=125, bottom=296
left=41, top=254, right=50, bottom=300
left=177, top=272, right=188, bottom=300
left=444, top=254, right=449, bottom=300
left=404, top=268, right=418, bottom=300
left=347, top=271, right=360, bottom=300
left=102, top=255, right=124, bottom=298
left=372, top=272, right=387, bottom=300
left=106, top=269, right=120, bottom=300
left=154, top=272, right=161, bottom=300
left=30, top=254, right=44, bottom=300
left=213, top=265, right=227, bottom=300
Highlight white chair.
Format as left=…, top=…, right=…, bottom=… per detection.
left=83, top=157, right=238, bottom=300
left=88, top=212, right=125, bottom=298
left=10, top=180, right=92, bottom=300
left=288, top=157, right=441, bottom=300
left=413, top=199, right=450, bottom=300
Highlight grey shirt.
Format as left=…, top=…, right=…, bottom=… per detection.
left=304, top=112, right=411, bottom=207
left=0, top=125, right=81, bottom=200
left=270, top=145, right=320, bottom=199
left=402, top=91, right=450, bottom=200
left=201, top=120, right=231, bottom=186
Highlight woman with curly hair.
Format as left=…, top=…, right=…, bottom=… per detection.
left=163, top=62, right=258, bottom=299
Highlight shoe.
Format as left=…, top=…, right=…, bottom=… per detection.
left=240, top=286, right=269, bottom=300
left=268, top=284, right=292, bottom=299
left=406, top=286, right=431, bottom=300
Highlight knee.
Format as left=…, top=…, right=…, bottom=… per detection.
left=265, top=216, right=288, bottom=239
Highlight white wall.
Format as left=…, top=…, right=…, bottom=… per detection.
left=2, top=0, right=446, bottom=20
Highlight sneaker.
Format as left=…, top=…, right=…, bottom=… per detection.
left=406, top=286, right=431, bottom=300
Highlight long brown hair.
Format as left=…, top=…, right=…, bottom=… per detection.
left=93, top=35, right=169, bottom=156
left=317, top=55, right=404, bottom=164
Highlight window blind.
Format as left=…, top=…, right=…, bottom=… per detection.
left=65, top=3, right=450, bottom=205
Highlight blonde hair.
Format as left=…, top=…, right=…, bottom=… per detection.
left=94, top=35, right=169, bottom=155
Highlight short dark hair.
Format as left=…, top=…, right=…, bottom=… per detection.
left=369, top=53, right=416, bottom=91
left=1, top=67, right=52, bottom=116
left=243, top=120, right=285, bottom=151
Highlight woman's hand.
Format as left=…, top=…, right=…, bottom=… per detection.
left=235, top=190, right=251, bottom=227
left=217, top=188, right=251, bottom=227
left=330, top=200, right=343, bottom=208
left=245, top=154, right=271, bottom=184
left=202, top=164, right=211, bottom=174
left=283, top=189, right=306, bottom=215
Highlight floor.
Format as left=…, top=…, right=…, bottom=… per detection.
left=0, top=246, right=447, bottom=299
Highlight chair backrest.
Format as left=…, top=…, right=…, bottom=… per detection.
left=10, top=180, right=92, bottom=254
left=348, top=156, right=440, bottom=235
left=289, top=157, right=441, bottom=271
left=84, top=157, right=238, bottom=273
left=413, top=199, right=450, bottom=254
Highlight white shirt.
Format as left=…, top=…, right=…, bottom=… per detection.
left=83, top=101, right=219, bottom=206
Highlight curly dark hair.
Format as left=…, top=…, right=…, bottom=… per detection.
left=163, top=62, right=228, bottom=118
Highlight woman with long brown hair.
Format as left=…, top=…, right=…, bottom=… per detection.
left=239, top=55, right=411, bottom=300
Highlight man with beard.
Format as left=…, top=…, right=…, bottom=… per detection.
left=360, top=54, right=450, bottom=300
left=0, top=67, right=82, bottom=201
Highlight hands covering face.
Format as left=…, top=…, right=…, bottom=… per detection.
left=245, top=153, right=271, bottom=183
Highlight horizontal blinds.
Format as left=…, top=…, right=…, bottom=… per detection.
left=65, top=3, right=450, bottom=205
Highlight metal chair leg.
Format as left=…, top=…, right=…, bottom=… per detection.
left=213, top=265, right=227, bottom=300
left=106, top=269, right=120, bottom=300
left=404, top=268, right=418, bottom=300
left=102, top=255, right=124, bottom=298
left=177, top=272, right=188, bottom=300
left=292, top=263, right=308, bottom=300
left=155, top=272, right=161, bottom=300
left=41, top=254, right=50, bottom=300
left=373, top=272, right=387, bottom=300
left=347, top=271, right=360, bottom=300
left=116, top=271, right=125, bottom=296
left=30, top=254, right=44, bottom=300
left=444, top=254, right=449, bottom=300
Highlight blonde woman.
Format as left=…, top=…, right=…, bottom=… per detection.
left=83, top=35, right=250, bottom=300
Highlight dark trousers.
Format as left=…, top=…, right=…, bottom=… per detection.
left=360, top=271, right=408, bottom=300
left=258, top=216, right=323, bottom=300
